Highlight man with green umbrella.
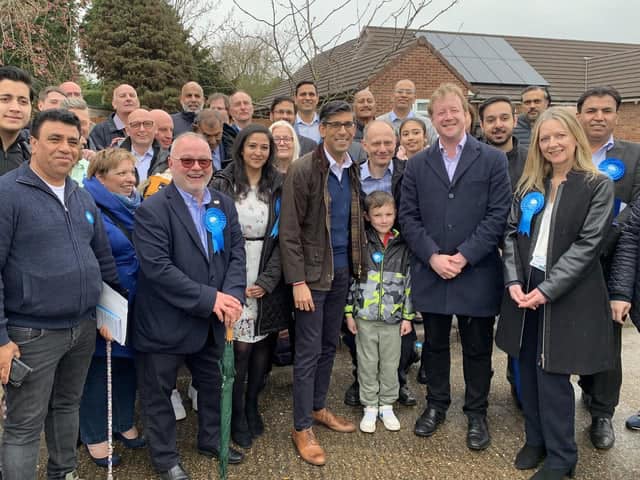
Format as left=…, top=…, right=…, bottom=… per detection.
left=132, top=132, right=246, bottom=480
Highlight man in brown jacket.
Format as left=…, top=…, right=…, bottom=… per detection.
left=280, top=100, right=365, bottom=466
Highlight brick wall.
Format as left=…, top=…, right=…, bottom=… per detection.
left=368, top=43, right=469, bottom=115
left=616, top=103, right=640, bottom=143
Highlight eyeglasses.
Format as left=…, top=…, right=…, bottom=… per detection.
left=176, top=157, right=212, bottom=169
left=129, top=120, right=154, bottom=129
left=322, top=121, right=355, bottom=130
left=274, top=136, right=293, bottom=144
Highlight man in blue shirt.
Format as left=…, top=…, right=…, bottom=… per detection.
left=133, top=133, right=247, bottom=479
left=294, top=81, right=321, bottom=144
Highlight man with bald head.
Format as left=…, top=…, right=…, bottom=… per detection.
left=228, top=91, right=254, bottom=132
left=172, top=81, right=205, bottom=137
left=150, top=109, right=174, bottom=150
left=59, top=81, right=82, bottom=99
left=120, top=108, right=168, bottom=183
left=353, top=89, right=376, bottom=142
left=89, top=83, right=140, bottom=150
left=193, top=109, right=227, bottom=171
left=377, top=79, right=438, bottom=145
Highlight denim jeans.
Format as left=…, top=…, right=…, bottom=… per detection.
left=80, top=356, right=137, bottom=444
left=1, top=318, right=96, bottom=480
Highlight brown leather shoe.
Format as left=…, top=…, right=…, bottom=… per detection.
left=291, top=428, right=326, bottom=466
left=312, top=408, right=356, bottom=433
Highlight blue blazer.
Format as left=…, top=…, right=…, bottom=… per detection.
left=399, top=135, right=512, bottom=317
left=132, top=182, right=246, bottom=354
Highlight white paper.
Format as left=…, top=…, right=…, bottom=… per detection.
left=96, top=282, right=128, bottom=346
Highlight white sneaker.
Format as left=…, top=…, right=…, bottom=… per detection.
left=188, top=382, right=198, bottom=411
left=360, top=406, right=378, bottom=433
left=378, top=405, right=401, bottom=431
left=171, top=389, right=186, bottom=421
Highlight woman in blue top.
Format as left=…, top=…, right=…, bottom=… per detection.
left=79, top=148, right=145, bottom=467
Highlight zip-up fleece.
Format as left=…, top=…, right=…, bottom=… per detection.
left=345, top=227, right=414, bottom=324
left=0, top=163, right=119, bottom=345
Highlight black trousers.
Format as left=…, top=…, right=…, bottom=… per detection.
left=578, top=322, right=622, bottom=419
left=342, top=324, right=417, bottom=387
left=421, top=313, right=494, bottom=417
left=137, top=326, right=223, bottom=472
left=293, top=267, right=350, bottom=430
left=520, top=268, right=577, bottom=469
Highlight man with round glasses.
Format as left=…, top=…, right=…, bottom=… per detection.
left=119, top=108, right=169, bottom=183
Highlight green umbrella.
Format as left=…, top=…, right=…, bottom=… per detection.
left=218, top=326, right=235, bottom=479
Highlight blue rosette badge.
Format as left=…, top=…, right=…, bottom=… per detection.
left=269, top=197, right=281, bottom=238
left=599, top=158, right=625, bottom=215
left=204, top=208, right=227, bottom=253
left=518, top=192, right=544, bottom=236
left=372, top=251, right=384, bottom=264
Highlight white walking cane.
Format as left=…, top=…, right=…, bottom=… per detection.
left=107, top=340, right=113, bottom=480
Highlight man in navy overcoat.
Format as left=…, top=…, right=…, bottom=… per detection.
left=400, top=83, right=511, bottom=451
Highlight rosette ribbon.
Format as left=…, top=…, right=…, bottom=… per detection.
left=518, top=192, right=545, bottom=236
left=269, top=197, right=281, bottom=238
left=599, top=158, right=625, bottom=216
left=204, top=208, right=227, bottom=254
left=372, top=251, right=384, bottom=264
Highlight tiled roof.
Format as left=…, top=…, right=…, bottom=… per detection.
left=260, top=26, right=640, bottom=108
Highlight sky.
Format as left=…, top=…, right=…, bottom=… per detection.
left=210, top=0, right=640, bottom=45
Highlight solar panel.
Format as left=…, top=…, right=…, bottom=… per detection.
left=418, top=32, right=548, bottom=86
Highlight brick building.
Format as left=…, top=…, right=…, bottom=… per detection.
left=260, top=27, right=640, bottom=142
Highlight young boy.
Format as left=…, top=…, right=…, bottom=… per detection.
left=345, top=191, right=414, bottom=433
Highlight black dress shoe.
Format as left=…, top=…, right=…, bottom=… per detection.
left=398, top=385, right=417, bottom=406
left=590, top=416, right=615, bottom=449
left=84, top=444, right=122, bottom=468
left=467, top=416, right=491, bottom=450
left=515, top=444, right=546, bottom=470
left=198, top=446, right=244, bottom=464
left=414, top=407, right=445, bottom=437
left=114, top=431, right=147, bottom=449
left=246, top=403, right=265, bottom=438
left=232, top=414, right=253, bottom=448
left=344, top=381, right=360, bottom=407
left=159, top=463, right=190, bottom=480
left=529, top=464, right=575, bottom=479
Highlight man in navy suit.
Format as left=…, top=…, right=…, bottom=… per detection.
left=133, top=132, right=246, bottom=480
left=400, top=83, right=511, bottom=451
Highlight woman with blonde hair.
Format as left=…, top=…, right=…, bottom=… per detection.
left=497, top=107, right=615, bottom=479
left=269, top=120, right=301, bottom=173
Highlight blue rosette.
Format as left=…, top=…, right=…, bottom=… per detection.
left=599, top=158, right=625, bottom=216
left=204, top=208, right=227, bottom=253
left=372, top=251, right=384, bottom=264
left=269, top=197, right=281, bottom=238
left=518, top=192, right=544, bottom=236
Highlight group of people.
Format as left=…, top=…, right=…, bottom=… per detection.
left=0, top=61, right=639, bottom=480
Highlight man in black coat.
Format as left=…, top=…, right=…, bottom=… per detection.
left=0, top=66, right=32, bottom=175
left=171, top=81, right=205, bottom=137
left=479, top=95, right=528, bottom=409
left=89, top=84, right=140, bottom=151
left=400, top=83, right=511, bottom=451
left=133, top=133, right=246, bottom=479
left=576, top=86, right=640, bottom=449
